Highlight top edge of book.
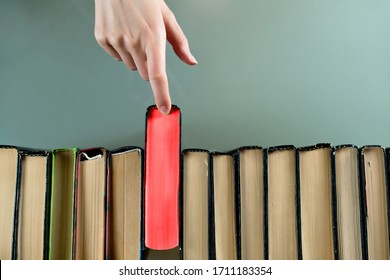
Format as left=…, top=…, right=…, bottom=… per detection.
left=0, top=145, right=19, bottom=150
left=211, top=146, right=263, bottom=156
left=360, top=145, right=385, bottom=151
left=78, top=147, right=107, bottom=161
left=182, top=148, right=210, bottom=154
left=297, top=143, right=331, bottom=152
left=109, top=146, right=143, bottom=156
left=146, top=104, right=180, bottom=113
left=19, top=148, right=51, bottom=157
left=333, top=144, right=359, bottom=150
left=53, top=148, right=79, bottom=154
left=267, top=145, right=296, bottom=153
left=237, top=145, right=263, bottom=151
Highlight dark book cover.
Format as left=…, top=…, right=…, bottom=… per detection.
left=16, top=148, right=52, bottom=260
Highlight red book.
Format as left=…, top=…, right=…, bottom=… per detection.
left=145, top=105, right=181, bottom=250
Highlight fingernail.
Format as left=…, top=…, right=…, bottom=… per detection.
left=160, top=106, right=170, bottom=115
left=190, top=54, right=198, bottom=64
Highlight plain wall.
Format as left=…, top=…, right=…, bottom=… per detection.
left=1, top=0, right=389, bottom=151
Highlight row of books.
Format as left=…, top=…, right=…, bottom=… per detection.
left=1, top=143, right=389, bottom=260
left=1, top=105, right=389, bottom=260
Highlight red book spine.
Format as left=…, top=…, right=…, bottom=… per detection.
left=145, top=105, right=181, bottom=250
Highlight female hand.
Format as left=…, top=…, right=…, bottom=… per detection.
left=94, top=0, right=198, bottom=115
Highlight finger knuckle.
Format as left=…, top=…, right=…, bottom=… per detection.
left=109, top=35, right=124, bottom=48
left=149, top=71, right=166, bottom=82
left=94, top=31, right=107, bottom=45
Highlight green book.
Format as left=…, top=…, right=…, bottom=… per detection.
left=49, top=148, right=78, bottom=260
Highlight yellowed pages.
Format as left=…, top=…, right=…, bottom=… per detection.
left=18, top=155, right=47, bottom=260
left=335, top=147, right=362, bottom=259
left=109, top=149, right=141, bottom=260
left=183, top=151, right=209, bottom=260
left=299, top=146, right=334, bottom=260
left=362, top=147, right=390, bottom=260
left=213, top=154, right=237, bottom=260
left=76, top=151, right=106, bottom=260
left=239, top=148, right=264, bottom=260
left=268, top=148, right=297, bottom=260
left=0, top=148, right=18, bottom=260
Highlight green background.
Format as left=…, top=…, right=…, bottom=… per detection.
left=1, top=0, right=389, bottom=151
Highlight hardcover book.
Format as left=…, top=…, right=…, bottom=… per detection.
left=74, top=148, right=107, bottom=260
left=236, top=146, right=264, bottom=260
left=360, top=146, right=390, bottom=259
left=49, top=148, right=78, bottom=260
left=107, top=146, right=143, bottom=260
left=333, top=145, right=364, bottom=259
left=212, top=151, right=238, bottom=260
left=0, top=146, right=20, bottom=260
left=266, top=145, right=299, bottom=260
left=17, top=149, right=52, bottom=260
left=298, top=144, right=336, bottom=260
left=182, top=149, right=213, bottom=260
left=144, top=105, right=181, bottom=251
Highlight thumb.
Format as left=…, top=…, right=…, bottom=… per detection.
left=163, top=8, right=198, bottom=65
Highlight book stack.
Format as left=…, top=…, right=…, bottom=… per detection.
left=1, top=105, right=389, bottom=260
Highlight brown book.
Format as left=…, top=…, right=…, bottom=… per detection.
left=74, top=148, right=107, bottom=260
left=0, top=146, right=19, bottom=260
left=107, top=147, right=143, bottom=260
left=298, top=144, right=335, bottom=260
left=237, top=147, right=264, bottom=260
left=361, top=146, right=390, bottom=259
left=212, top=152, right=237, bottom=260
left=267, top=146, right=298, bottom=260
left=182, top=149, right=211, bottom=260
left=17, top=149, right=52, bottom=260
left=334, top=145, right=363, bottom=259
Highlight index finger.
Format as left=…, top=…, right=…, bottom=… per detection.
left=146, top=40, right=171, bottom=115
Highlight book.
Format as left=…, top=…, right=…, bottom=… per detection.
left=0, top=146, right=20, bottom=260
left=74, top=148, right=107, bottom=260
left=360, top=146, right=390, bottom=259
left=266, top=145, right=299, bottom=260
left=237, top=146, right=264, bottom=260
left=298, top=144, right=336, bottom=260
left=17, top=149, right=52, bottom=260
left=106, top=147, right=143, bottom=260
left=49, top=148, right=78, bottom=260
left=144, top=105, right=181, bottom=251
left=333, top=145, right=364, bottom=260
left=182, top=149, right=212, bottom=260
left=212, top=152, right=238, bottom=260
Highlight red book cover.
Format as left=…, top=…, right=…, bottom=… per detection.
left=145, top=105, right=181, bottom=250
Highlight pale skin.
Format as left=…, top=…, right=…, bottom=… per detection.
left=94, top=0, right=197, bottom=115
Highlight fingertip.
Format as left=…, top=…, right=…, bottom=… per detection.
left=189, top=54, right=198, bottom=65
left=159, top=105, right=171, bottom=115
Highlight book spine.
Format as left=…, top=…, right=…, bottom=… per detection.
left=330, top=148, right=339, bottom=260
left=208, top=151, right=216, bottom=260
left=233, top=150, right=242, bottom=260
left=12, top=148, right=22, bottom=260
left=385, top=148, right=390, bottom=258
left=295, top=147, right=302, bottom=260
left=263, top=148, right=268, bottom=260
